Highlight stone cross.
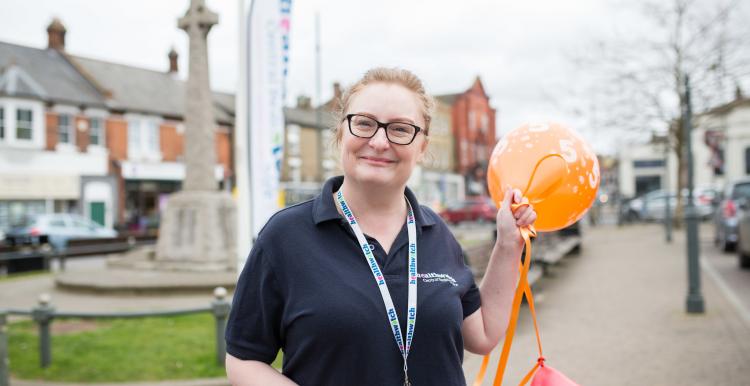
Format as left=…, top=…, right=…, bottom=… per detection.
left=178, top=0, right=219, bottom=191
left=151, top=0, right=236, bottom=272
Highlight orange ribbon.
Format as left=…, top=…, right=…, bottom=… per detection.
left=473, top=200, right=543, bottom=386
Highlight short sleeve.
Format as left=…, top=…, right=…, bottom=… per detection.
left=462, top=281, right=481, bottom=318
left=225, top=244, right=284, bottom=363
left=460, top=252, right=481, bottom=318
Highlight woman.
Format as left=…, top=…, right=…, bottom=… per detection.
left=225, top=68, right=536, bottom=386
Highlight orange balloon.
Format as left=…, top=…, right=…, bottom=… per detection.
left=487, top=122, right=600, bottom=232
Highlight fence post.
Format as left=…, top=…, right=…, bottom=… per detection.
left=211, top=287, right=231, bottom=366
left=31, top=294, right=55, bottom=368
left=0, top=311, right=9, bottom=386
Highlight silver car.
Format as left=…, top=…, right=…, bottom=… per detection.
left=5, top=213, right=117, bottom=251
left=714, top=179, right=750, bottom=252
left=638, top=189, right=714, bottom=222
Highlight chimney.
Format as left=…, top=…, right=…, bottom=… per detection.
left=736, top=84, right=744, bottom=101
left=297, top=95, right=312, bottom=109
left=333, top=82, right=342, bottom=101
left=168, top=47, right=179, bottom=74
left=47, top=18, right=66, bottom=51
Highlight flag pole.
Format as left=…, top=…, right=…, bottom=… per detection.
left=234, top=0, right=254, bottom=274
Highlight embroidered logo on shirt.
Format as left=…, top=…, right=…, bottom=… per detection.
left=417, top=272, right=458, bottom=286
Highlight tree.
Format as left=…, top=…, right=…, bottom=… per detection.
left=571, top=0, right=750, bottom=224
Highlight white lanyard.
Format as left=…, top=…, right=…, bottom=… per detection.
left=335, top=189, right=418, bottom=386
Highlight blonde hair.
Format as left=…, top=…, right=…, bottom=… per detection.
left=331, top=67, right=434, bottom=146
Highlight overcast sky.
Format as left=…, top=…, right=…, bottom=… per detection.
left=1, top=0, right=747, bottom=154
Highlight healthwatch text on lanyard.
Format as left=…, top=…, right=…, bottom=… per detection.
left=335, top=189, right=418, bottom=386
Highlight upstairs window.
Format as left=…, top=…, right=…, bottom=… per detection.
left=0, top=107, right=4, bottom=140
left=16, top=109, right=33, bottom=140
left=57, top=114, right=74, bottom=144
left=127, top=117, right=161, bottom=159
left=89, top=117, right=104, bottom=146
left=145, top=120, right=159, bottom=153
left=128, top=119, right=141, bottom=153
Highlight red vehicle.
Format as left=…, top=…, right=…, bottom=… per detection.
left=439, top=196, right=498, bottom=224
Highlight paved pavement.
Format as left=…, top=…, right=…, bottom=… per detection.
left=462, top=222, right=750, bottom=386
left=0, top=272, right=217, bottom=316
left=701, top=237, right=750, bottom=323
left=4, top=221, right=750, bottom=385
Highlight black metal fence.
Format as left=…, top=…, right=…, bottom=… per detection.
left=0, top=235, right=157, bottom=275
left=0, top=287, right=230, bottom=386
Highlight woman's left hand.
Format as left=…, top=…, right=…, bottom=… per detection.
left=495, top=186, right=537, bottom=249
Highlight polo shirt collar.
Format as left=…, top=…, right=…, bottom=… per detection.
left=312, top=176, right=436, bottom=228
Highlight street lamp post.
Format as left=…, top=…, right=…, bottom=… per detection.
left=683, top=75, right=705, bottom=314
left=664, top=138, right=672, bottom=243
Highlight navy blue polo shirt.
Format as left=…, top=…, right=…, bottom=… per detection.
left=226, top=176, right=481, bottom=386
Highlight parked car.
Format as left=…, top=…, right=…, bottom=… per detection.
left=5, top=213, right=117, bottom=251
left=619, top=196, right=643, bottom=223
left=732, top=192, right=750, bottom=268
left=439, top=196, right=497, bottom=224
left=713, top=179, right=750, bottom=251
left=627, top=189, right=714, bottom=222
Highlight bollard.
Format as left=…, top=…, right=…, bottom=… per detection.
left=31, top=294, right=55, bottom=368
left=0, top=311, right=9, bottom=386
left=211, top=287, right=231, bottom=366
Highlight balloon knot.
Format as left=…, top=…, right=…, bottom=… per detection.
left=521, top=225, right=537, bottom=239
left=537, top=356, right=546, bottom=367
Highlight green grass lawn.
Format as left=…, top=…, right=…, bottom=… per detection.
left=0, top=270, right=51, bottom=283
left=8, top=313, right=283, bottom=383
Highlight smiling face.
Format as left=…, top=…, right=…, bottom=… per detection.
left=340, top=82, right=429, bottom=189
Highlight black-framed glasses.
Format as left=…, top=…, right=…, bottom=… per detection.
left=344, top=114, right=424, bottom=145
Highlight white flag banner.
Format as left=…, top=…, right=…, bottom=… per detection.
left=236, top=0, right=291, bottom=272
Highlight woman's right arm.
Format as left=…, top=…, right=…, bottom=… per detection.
left=225, top=354, right=298, bottom=386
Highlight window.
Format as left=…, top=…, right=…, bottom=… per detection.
left=287, top=124, right=301, bottom=156
left=476, top=142, right=486, bottom=162
left=745, top=147, right=750, bottom=175
left=0, top=107, right=4, bottom=139
left=128, top=117, right=161, bottom=158
left=58, top=114, right=74, bottom=144
left=128, top=120, right=141, bottom=153
left=49, top=217, right=68, bottom=228
left=633, top=159, right=665, bottom=168
left=145, top=120, right=159, bottom=153
left=89, top=117, right=104, bottom=146
left=0, top=200, right=46, bottom=232
left=16, top=109, right=33, bottom=140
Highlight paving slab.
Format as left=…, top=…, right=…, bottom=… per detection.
left=463, top=223, right=750, bottom=386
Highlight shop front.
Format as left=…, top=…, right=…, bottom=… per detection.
left=119, top=160, right=226, bottom=233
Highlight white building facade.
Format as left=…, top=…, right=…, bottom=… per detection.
left=618, top=96, right=750, bottom=197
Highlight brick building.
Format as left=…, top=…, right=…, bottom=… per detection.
left=280, top=83, right=467, bottom=209
left=0, top=19, right=233, bottom=232
left=437, top=77, right=497, bottom=195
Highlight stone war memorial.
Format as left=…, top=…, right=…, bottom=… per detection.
left=55, top=0, right=237, bottom=294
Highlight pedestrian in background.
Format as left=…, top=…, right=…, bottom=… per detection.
left=225, top=67, right=536, bottom=386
